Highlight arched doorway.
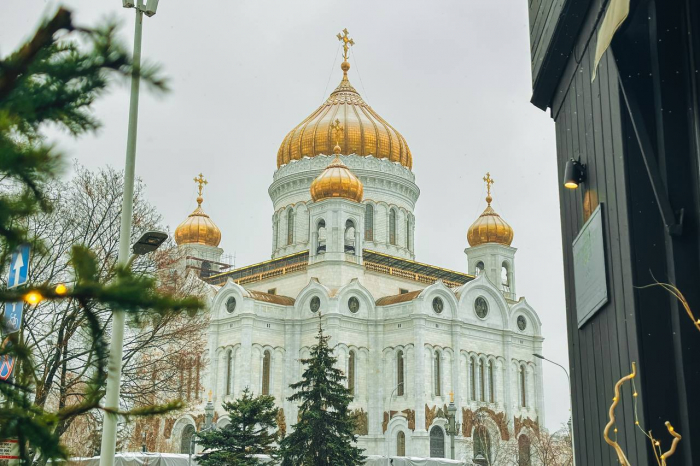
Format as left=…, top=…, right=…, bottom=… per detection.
left=429, top=426, right=445, bottom=458
left=180, top=424, right=195, bottom=454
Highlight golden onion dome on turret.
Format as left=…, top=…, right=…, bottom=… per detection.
left=467, top=173, right=514, bottom=247
left=310, top=149, right=364, bottom=203
left=277, top=57, right=412, bottom=170
left=174, top=174, right=221, bottom=247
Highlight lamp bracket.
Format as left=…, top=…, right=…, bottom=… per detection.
left=619, top=76, right=683, bottom=236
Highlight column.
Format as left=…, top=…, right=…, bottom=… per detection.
left=503, top=334, right=513, bottom=423
left=413, top=318, right=426, bottom=432
left=240, top=316, right=253, bottom=394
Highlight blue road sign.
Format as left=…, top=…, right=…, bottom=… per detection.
left=7, top=244, right=30, bottom=289
left=1, top=302, right=23, bottom=334
left=0, top=338, right=14, bottom=381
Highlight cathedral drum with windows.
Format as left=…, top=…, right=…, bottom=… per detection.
left=167, top=31, right=545, bottom=463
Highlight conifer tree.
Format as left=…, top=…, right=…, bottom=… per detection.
left=280, top=315, right=365, bottom=466
left=196, top=387, right=279, bottom=466
left=0, top=8, right=200, bottom=465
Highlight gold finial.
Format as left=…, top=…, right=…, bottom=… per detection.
left=330, top=118, right=343, bottom=154
left=208, top=390, right=213, bottom=402
left=449, top=391, right=454, bottom=403
left=483, top=172, right=495, bottom=205
left=337, top=28, right=355, bottom=77
left=194, top=173, right=208, bottom=206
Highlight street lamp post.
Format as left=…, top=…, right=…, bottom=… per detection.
left=533, top=353, right=576, bottom=465
left=189, top=393, right=215, bottom=466
left=99, top=0, right=161, bottom=464
left=445, top=392, right=457, bottom=460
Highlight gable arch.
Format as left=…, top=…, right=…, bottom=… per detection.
left=457, top=275, right=510, bottom=328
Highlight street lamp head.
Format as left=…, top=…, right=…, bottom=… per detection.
left=132, top=231, right=168, bottom=255
left=144, top=0, right=159, bottom=16
left=533, top=353, right=545, bottom=360
left=122, top=0, right=136, bottom=7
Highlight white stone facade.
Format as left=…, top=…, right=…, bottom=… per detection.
left=168, top=129, right=545, bottom=464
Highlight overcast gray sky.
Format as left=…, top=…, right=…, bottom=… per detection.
left=1, top=0, right=569, bottom=431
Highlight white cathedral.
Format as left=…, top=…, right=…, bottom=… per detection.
left=164, top=33, right=545, bottom=463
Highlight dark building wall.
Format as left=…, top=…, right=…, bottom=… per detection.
left=528, top=0, right=700, bottom=464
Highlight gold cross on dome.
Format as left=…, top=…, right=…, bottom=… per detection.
left=330, top=118, right=344, bottom=146
left=450, top=391, right=454, bottom=403
left=483, top=172, right=495, bottom=197
left=194, top=173, right=208, bottom=197
left=337, top=28, right=355, bottom=61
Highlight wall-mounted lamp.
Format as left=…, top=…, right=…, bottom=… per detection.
left=564, top=159, right=586, bottom=189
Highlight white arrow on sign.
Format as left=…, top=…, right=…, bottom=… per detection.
left=12, top=252, right=23, bottom=288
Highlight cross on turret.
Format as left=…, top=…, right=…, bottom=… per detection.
left=194, top=173, right=208, bottom=197
left=337, top=28, right=355, bottom=61
left=330, top=118, right=344, bottom=147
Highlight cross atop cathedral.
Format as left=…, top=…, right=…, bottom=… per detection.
left=194, top=173, right=208, bottom=197
left=337, top=28, right=355, bottom=61
left=331, top=118, right=344, bottom=146
left=483, top=172, right=495, bottom=198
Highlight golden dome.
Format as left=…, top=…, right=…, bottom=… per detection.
left=467, top=173, right=514, bottom=247
left=174, top=174, right=222, bottom=247
left=310, top=152, right=364, bottom=203
left=277, top=59, right=412, bottom=169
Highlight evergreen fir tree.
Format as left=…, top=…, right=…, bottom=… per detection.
left=280, top=315, right=365, bottom=466
left=196, top=388, right=279, bottom=466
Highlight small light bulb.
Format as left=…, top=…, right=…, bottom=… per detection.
left=633, top=392, right=638, bottom=397
left=635, top=421, right=639, bottom=425
left=55, top=283, right=67, bottom=295
left=25, top=291, right=43, bottom=305
left=613, top=397, right=618, bottom=402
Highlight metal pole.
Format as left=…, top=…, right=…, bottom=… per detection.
left=99, top=6, right=143, bottom=466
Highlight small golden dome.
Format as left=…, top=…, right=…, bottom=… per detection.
left=310, top=155, right=364, bottom=202
left=467, top=173, right=514, bottom=247
left=174, top=174, right=222, bottom=247
left=277, top=55, right=412, bottom=169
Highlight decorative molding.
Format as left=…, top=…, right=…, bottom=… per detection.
left=461, top=407, right=510, bottom=441
left=514, top=415, right=539, bottom=438
left=277, top=408, right=287, bottom=438
left=274, top=155, right=415, bottom=182
left=353, top=408, right=369, bottom=435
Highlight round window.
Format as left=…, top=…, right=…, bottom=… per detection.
left=517, top=315, right=527, bottom=331
left=432, top=297, right=444, bottom=314
left=310, top=296, right=321, bottom=313
left=348, top=297, right=360, bottom=313
left=226, top=297, right=236, bottom=314
left=474, top=296, right=489, bottom=319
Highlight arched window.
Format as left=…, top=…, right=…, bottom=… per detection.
left=180, top=424, right=195, bottom=454
left=520, top=365, right=527, bottom=407
left=397, top=431, right=406, bottom=457
left=434, top=350, right=441, bottom=396
left=389, top=209, right=397, bottom=245
left=317, top=219, right=326, bottom=254
left=345, top=219, right=356, bottom=254
left=262, top=350, right=271, bottom=395
left=225, top=350, right=233, bottom=396
left=473, top=425, right=492, bottom=465
left=287, top=209, right=295, bottom=245
left=488, top=360, right=495, bottom=403
left=406, top=215, right=411, bottom=248
left=470, top=357, right=477, bottom=401
left=479, top=360, right=485, bottom=402
left=475, top=261, right=484, bottom=276
left=365, top=204, right=374, bottom=241
left=348, top=350, right=356, bottom=397
left=518, top=434, right=532, bottom=466
left=397, top=350, right=405, bottom=396
left=502, top=262, right=510, bottom=292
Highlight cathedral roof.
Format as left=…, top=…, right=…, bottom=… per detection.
left=467, top=173, right=514, bottom=247
left=174, top=174, right=221, bottom=247
left=310, top=154, right=364, bottom=202
left=375, top=289, right=423, bottom=306
left=276, top=46, right=412, bottom=169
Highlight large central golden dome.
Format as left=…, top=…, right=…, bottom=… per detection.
left=277, top=60, right=412, bottom=169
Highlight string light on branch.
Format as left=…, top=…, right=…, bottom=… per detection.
left=24, top=290, right=43, bottom=305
